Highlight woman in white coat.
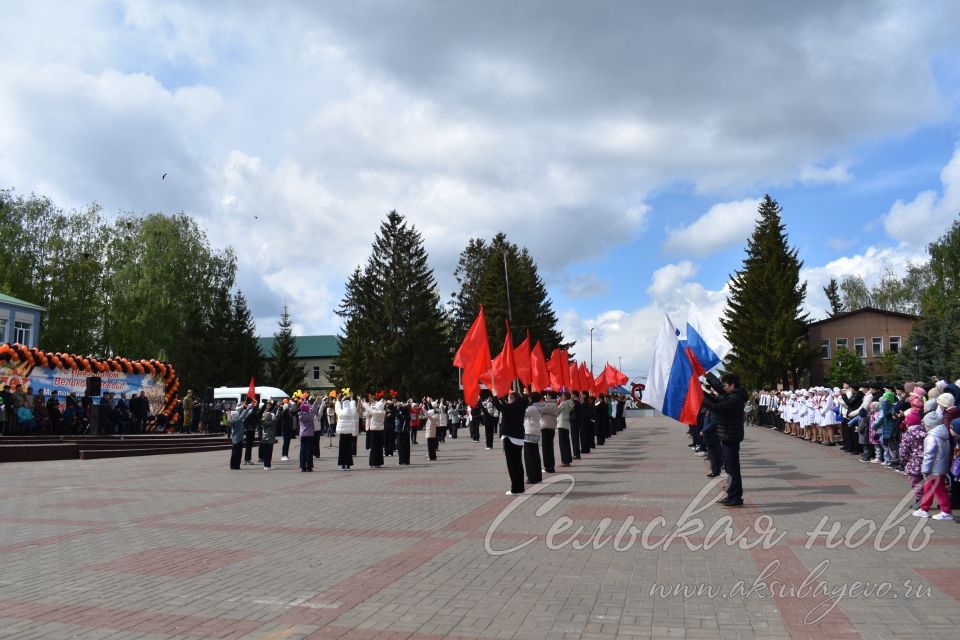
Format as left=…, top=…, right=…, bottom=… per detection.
left=424, top=404, right=439, bottom=461
left=364, top=398, right=386, bottom=468
left=336, top=396, right=359, bottom=470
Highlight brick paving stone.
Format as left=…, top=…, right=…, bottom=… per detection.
left=1, top=418, right=959, bottom=638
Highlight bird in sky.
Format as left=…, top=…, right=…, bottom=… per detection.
left=162, top=173, right=167, bottom=180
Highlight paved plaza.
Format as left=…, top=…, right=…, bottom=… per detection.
left=1, top=417, right=959, bottom=640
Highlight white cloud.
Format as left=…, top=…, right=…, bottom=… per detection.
left=647, top=261, right=699, bottom=300
left=561, top=264, right=728, bottom=380
left=884, top=146, right=960, bottom=246
left=662, top=199, right=760, bottom=256
left=801, top=245, right=923, bottom=320
left=562, top=273, right=610, bottom=299
left=799, top=163, right=853, bottom=185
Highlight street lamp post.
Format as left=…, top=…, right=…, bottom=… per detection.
left=618, top=356, right=623, bottom=373
left=590, top=327, right=595, bottom=373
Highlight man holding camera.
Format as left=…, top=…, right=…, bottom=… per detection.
left=700, top=373, right=748, bottom=508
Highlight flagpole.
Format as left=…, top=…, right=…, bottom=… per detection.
left=502, top=251, right=513, bottom=324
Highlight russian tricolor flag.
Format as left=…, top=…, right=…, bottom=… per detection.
left=645, top=315, right=703, bottom=424
left=685, top=303, right=731, bottom=372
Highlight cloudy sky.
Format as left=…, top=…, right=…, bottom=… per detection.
left=2, top=1, right=959, bottom=380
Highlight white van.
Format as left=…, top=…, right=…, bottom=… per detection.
left=214, top=386, right=290, bottom=412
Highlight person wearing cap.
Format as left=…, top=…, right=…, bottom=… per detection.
left=898, top=409, right=927, bottom=508
left=913, top=392, right=955, bottom=520
left=876, top=383, right=899, bottom=466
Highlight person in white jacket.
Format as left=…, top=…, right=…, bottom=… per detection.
left=336, top=396, right=359, bottom=470
left=424, top=403, right=439, bottom=461
left=524, top=393, right=543, bottom=485
left=363, top=398, right=386, bottom=468
left=556, top=392, right=575, bottom=466
left=538, top=392, right=559, bottom=473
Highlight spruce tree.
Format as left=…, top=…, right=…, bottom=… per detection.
left=823, top=278, right=844, bottom=317
left=268, top=305, right=304, bottom=392
left=722, top=195, right=817, bottom=388
left=332, top=211, right=454, bottom=396
left=451, top=232, right=567, bottom=357
left=229, top=290, right=263, bottom=385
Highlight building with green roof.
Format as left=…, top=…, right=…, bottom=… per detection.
left=256, top=335, right=340, bottom=393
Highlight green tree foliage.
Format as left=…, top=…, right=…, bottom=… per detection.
left=449, top=232, right=567, bottom=357
left=896, top=219, right=960, bottom=381
left=0, top=191, right=107, bottom=353
left=226, top=291, right=264, bottom=386
left=0, top=190, right=259, bottom=392
left=722, top=195, right=817, bottom=388
left=826, top=347, right=869, bottom=387
left=838, top=264, right=930, bottom=315
left=331, top=211, right=454, bottom=396
left=823, top=278, right=844, bottom=317
left=268, top=305, right=304, bottom=392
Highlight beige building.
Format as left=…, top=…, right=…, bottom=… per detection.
left=256, top=335, right=339, bottom=394
left=806, top=307, right=918, bottom=385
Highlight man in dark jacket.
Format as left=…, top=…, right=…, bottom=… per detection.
left=700, top=373, right=748, bottom=507
left=492, top=391, right=529, bottom=495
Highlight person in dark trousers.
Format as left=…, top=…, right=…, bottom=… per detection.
left=580, top=392, right=595, bottom=454
left=595, top=394, right=609, bottom=446
left=481, top=395, right=497, bottom=449
left=700, top=408, right=722, bottom=477
left=298, top=397, right=321, bottom=472
left=280, top=402, right=296, bottom=461
left=243, top=401, right=262, bottom=464
left=384, top=401, right=397, bottom=457
left=538, top=392, right=558, bottom=473
left=229, top=403, right=252, bottom=469
left=569, top=392, right=582, bottom=459
left=395, top=402, right=411, bottom=465
left=492, top=391, right=528, bottom=495
left=700, top=373, right=748, bottom=507
left=260, top=404, right=277, bottom=469
left=557, top=392, right=574, bottom=466
left=470, top=400, right=482, bottom=442
left=616, top=396, right=626, bottom=432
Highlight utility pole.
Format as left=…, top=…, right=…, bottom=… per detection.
left=590, top=327, right=595, bottom=373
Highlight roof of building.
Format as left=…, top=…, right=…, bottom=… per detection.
left=257, top=335, right=339, bottom=358
left=0, top=292, right=45, bottom=312
left=807, top=306, right=919, bottom=328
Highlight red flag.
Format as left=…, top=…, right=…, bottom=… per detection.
left=530, top=341, right=551, bottom=392
left=580, top=363, right=593, bottom=395
left=247, top=376, right=257, bottom=402
left=594, top=366, right=609, bottom=395
left=561, top=349, right=573, bottom=389
left=453, top=306, right=492, bottom=405
left=568, top=362, right=580, bottom=391
left=547, top=349, right=566, bottom=390
left=481, top=321, right=517, bottom=395
left=514, top=332, right=531, bottom=388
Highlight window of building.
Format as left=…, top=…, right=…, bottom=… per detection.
left=854, top=337, right=866, bottom=358
left=312, top=366, right=320, bottom=381
left=872, top=337, right=883, bottom=357
left=889, top=336, right=901, bottom=353
left=0, top=319, right=6, bottom=342
left=836, top=337, right=848, bottom=352
left=820, top=340, right=830, bottom=359
left=12, top=321, right=31, bottom=345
